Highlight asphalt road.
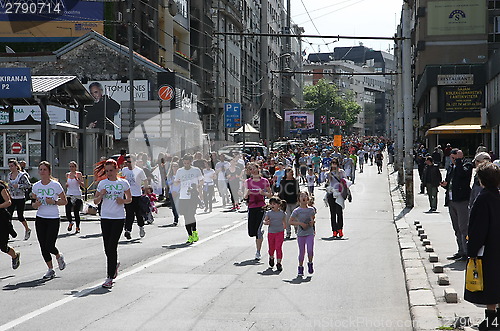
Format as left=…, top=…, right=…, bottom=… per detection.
left=1, top=162, right=412, bottom=331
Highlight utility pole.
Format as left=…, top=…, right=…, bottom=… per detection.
left=403, top=3, right=414, bottom=207
left=127, top=0, right=135, bottom=133
left=214, top=0, right=221, bottom=142
left=396, top=24, right=404, bottom=186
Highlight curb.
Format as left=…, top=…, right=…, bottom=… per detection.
left=387, top=165, right=442, bottom=331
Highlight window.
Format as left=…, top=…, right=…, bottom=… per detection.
left=495, top=16, right=500, bottom=34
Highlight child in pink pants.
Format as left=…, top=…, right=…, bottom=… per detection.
left=263, top=197, right=287, bottom=271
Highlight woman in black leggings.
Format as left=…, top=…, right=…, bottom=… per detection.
left=0, top=180, right=20, bottom=269
left=7, top=159, right=32, bottom=240
left=94, top=159, right=132, bottom=289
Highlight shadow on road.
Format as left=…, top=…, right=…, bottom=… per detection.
left=394, top=207, right=413, bottom=221
left=444, top=260, right=467, bottom=271
left=0, top=275, right=15, bottom=281
left=233, top=259, right=261, bottom=267
left=73, top=286, right=111, bottom=297
left=321, top=237, right=349, bottom=241
left=118, top=238, right=142, bottom=245
left=57, top=233, right=75, bottom=239
left=283, top=276, right=312, bottom=285
left=3, top=278, right=49, bottom=290
left=258, top=268, right=281, bottom=276
left=162, top=242, right=192, bottom=249
left=79, top=233, right=103, bottom=239
left=158, top=223, right=178, bottom=228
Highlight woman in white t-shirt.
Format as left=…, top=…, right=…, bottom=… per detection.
left=94, top=159, right=132, bottom=289
left=31, top=161, right=68, bottom=280
left=202, top=160, right=216, bottom=213
left=65, top=161, right=84, bottom=234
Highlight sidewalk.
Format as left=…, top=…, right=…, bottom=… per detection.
left=388, top=164, right=484, bottom=330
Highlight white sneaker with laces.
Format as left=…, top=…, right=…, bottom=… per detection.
left=139, top=226, right=145, bottom=238
left=24, top=229, right=31, bottom=241
left=102, top=278, right=113, bottom=288
left=43, top=269, right=55, bottom=279
left=255, top=251, right=261, bottom=260
left=57, top=254, right=66, bottom=271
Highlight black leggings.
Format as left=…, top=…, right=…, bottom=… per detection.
left=7, top=198, right=26, bottom=223
left=0, top=218, right=12, bottom=253
left=203, top=185, right=214, bottom=211
left=101, top=219, right=124, bottom=279
left=35, top=217, right=60, bottom=262
left=124, top=196, right=145, bottom=232
left=65, top=198, right=83, bottom=228
left=327, top=193, right=343, bottom=231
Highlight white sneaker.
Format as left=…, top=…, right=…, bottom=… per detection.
left=139, top=226, right=145, bottom=238
left=24, top=229, right=31, bottom=241
left=255, top=251, right=261, bottom=260
left=57, top=254, right=66, bottom=271
left=42, top=269, right=55, bottom=280
left=102, top=278, right=113, bottom=288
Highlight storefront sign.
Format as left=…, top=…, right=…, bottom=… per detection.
left=427, top=0, right=486, bottom=36
left=441, top=85, right=485, bottom=111
left=438, top=74, right=474, bottom=86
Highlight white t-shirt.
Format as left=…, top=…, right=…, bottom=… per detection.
left=32, top=180, right=64, bottom=219
left=122, top=166, right=146, bottom=197
left=215, top=161, right=230, bottom=181
left=202, top=168, right=215, bottom=185
left=97, top=178, right=130, bottom=219
left=306, top=174, right=316, bottom=186
left=174, top=166, right=203, bottom=200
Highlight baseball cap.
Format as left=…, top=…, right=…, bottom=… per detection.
left=473, top=152, right=491, bottom=163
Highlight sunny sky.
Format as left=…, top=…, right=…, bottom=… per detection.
left=290, top=0, right=404, bottom=54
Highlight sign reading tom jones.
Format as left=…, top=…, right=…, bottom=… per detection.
left=440, top=86, right=485, bottom=112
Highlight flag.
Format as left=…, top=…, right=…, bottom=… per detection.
left=320, top=115, right=326, bottom=124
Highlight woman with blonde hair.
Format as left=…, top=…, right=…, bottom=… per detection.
left=65, top=161, right=84, bottom=234
left=7, top=159, right=32, bottom=240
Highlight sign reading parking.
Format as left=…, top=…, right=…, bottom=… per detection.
left=224, top=103, right=241, bottom=128
left=0, top=68, right=32, bottom=98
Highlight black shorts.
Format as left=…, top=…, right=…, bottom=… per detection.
left=247, top=207, right=265, bottom=239
left=300, top=165, right=307, bottom=176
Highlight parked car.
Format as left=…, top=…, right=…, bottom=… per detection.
left=218, top=143, right=268, bottom=159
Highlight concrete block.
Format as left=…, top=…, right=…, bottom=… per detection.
left=400, top=242, right=416, bottom=250
left=418, top=229, right=425, bottom=235
left=402, top=249, right=421, bottom=260
left=419, top=233, right=428, bottom=240
left=438, top=274, right=450, bottom=286
left=428, top=253, right=438, bottom=263
left=425, top=245, right=434, bottom=252
left=416, top=224, right=423, bottom=230
left=432, top=264, right=444, bottom=273
left=408, top=289, right=436, bottom=306
left=444, top=288, right=458, bottom=303
left=414, top=220, right=420, bottom=225
left=410, top=306, right=441, bottom=331
left=422, top=239, right=431, bottom=246
left=404, top=259, right=423, bottom=269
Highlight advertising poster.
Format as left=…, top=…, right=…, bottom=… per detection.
left=427, top=0, right=486, bottom=36
left=440, top=85, right=484, bottom=112
left=284, top=110, right=315, bottom=133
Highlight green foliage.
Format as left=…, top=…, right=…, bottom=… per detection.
left=303, top=79, right=361, bottom=127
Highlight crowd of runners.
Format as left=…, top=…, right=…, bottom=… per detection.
left=1, top=135, right=390, bottom=288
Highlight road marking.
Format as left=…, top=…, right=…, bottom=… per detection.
left=0, top=219, right=247, bottom=331
left=212, top=229, right=222, bottom=233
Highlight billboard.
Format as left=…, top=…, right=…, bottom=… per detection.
left=0, top=105, right=78, bottom=125
left=284, top=110, right=315, bottom=134
left=427, top=0, right=486, bottom=36
left=0, top=0, right=104, bottom=42
left=440, top=85, right=484, bottom=111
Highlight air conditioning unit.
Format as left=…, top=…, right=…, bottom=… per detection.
left=63, top=132, right=78, bottom=149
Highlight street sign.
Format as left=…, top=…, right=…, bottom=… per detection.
left=0, top=68, right=32, bottom=99
left=158, top=85, right=175, bottom=101
left=224, top=103, right=241, bottom=128
left=320, top=115, right=326, bottom=124
left=11, top=142, right=22, bottom=154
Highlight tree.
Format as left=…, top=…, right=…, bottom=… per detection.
left=303, top=79, right=361, bottom=133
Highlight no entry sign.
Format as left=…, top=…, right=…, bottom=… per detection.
left=11, top=142, right=22, bottom=154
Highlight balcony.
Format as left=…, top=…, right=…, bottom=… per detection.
left=174, top=52, right=190, bottom=71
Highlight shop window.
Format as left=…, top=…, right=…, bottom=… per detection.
left=29, top=144, right=41, bottom=168
left=6, top=133, right=26, bottom=154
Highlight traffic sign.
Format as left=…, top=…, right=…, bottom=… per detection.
left=224, top=103, right=241, bottom=128
left=158, top=85, right=175, bottom=101
left=11, top=142, right=22, bottom=154
left=0, top=68, right=32, bottom=99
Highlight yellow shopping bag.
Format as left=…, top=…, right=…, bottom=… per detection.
left=465, top=258, right=484, bottom=292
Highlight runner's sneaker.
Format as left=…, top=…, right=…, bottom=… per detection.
left=57, top=254, right=66, bottom=270
left=255, top=251, right=261, bottom=261
left=308, top=262, right=314, bottom=274
left=113, top=262, right=120, bottom=279
left=297, top=266, right=304, bottom=277
left=124, top=231, right=131, bottom=240
left=24, top=229, right=31, bottom=241
left=42, top=269, right=55, bottom=280
left=67, top=222, right=74, bottom=232
left=269, top=257, right=275, bottom=268
left=139, top=226, right=145, bottom=238
left=102, top=278, right=113, bottom=289
left=12, top=252, right=20, bottom=270
left=186, top=235, right=194, bottom=244
left=192, top=231, right=199, bottom=242
left=337, top=229, right=344, bottom=238
left=276, top=263, right=282, bottom=272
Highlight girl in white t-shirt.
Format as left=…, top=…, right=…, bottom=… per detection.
left=65, top=161, right=84, bottom=234
left=94, top=159, right=132, bottom=289
left=31, top=161, right=68, bottom=280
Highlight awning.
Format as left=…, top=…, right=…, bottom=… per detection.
left=426, top=117, right=491, bottom=136
left=234, top=123, right=260, bottom=133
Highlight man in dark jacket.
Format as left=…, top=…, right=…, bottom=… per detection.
left=441, top=149, right=473, bottom=261
left=423, top=156, right=442, bottom=212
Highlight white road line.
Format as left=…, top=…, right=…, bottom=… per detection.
left=0, top=219, right=247, bottom=331
left=212, top=229, right=222, bottom=233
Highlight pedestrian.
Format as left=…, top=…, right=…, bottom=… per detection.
left=423, top=156, right=442, bottom=212
left=175, top=154, right=203, bottom=243
left=306, top=168, right=316, bottom=196
left=6, top=159, right=32, bottom=240
left=289, top=191, right=316, bottom=277
left=416, top=153, right=426, bottom=194
left=375, top=150, right=383, bottom=174
left=272, top=163, right=286, bottom=193
left=262, top=197, right=287, bottom=271
left=0, top=179, right=20, bottom=270
left=444, top=143, right=452, bottom=169
left=215, top=154, right=230, bottom=206
left=431, top=147, right=441, bottom=166
left=349, top=151, right=358, bottom=183
left=31, top=161, right=67, bottom=280
left=464, top=162, right=500, bottom=330
left=357, top=148, right=366, bottom=173
left=326, top=158, right=347, bottom=238
left=122, top=155, right=147, bottom=240
left=243, top=162, right=272, bottom=260
left=278, top=168, right=299, bottom=240
left=202, top=160, right=216, bottom=213
left=476, top=142, right=488, bottom=155
left=226, top=158, right=242, bottom=211
left=469, top=152, right=492, bottom=212
left=441, top=149, right=473, bottom=262
left=93, top=159, right=132, bottom=288
left=166, top=162, right=180, bottom=226
left=65, top=161, right=84, bottom=234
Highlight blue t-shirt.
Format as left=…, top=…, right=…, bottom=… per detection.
left=274, top=169, right=285, bottom=187
left=322, top=157, right=332, bottom=169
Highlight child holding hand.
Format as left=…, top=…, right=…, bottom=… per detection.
left=289, top=191, right=316, bottom=277
left=263, top=197, right=287, bottom=271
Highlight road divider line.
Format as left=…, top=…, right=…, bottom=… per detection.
left=0, top=219, right=247, bottom=331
